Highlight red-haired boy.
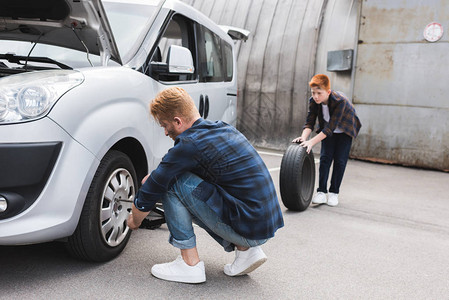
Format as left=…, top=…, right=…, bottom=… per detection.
left=293, top=74, right=361, bottom=206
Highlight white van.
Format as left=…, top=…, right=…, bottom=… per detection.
left=0, top=0, right=248, bottom=261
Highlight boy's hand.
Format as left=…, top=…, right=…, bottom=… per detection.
left=292, top=137, right=304, bottom=143
left=300, top=140, right=313, bottom=154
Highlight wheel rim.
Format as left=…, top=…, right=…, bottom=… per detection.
left=99, top=168, right=134, bottom=247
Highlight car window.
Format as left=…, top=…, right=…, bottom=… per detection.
left=197, top=25, right=233, bottom=83
left=148, top=14, right=197, bottom=82
left=158, top=20, right=183, bottom=62
left=202, top=28, right=223, bottom=82
left=223, top=41, right=233, bottom=82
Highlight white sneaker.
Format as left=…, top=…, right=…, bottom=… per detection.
left=312, top=192, right=327, bottom=204
left=327, top=193, right=339, bottom=206
left=224, top=246, right=267, bottom=276
left=151, top=256, right=206, bottom=283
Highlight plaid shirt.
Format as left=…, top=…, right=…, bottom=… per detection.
left=135, top=118, right=284, bottom=240
left=304, top=91, right=361, bottom=138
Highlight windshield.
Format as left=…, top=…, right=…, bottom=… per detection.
left=0, top=1, right=158, bottom=69
left=103, top=1, right=158, bottom=60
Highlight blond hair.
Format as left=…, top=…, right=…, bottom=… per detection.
left=150, top=87, right=197, bottom=123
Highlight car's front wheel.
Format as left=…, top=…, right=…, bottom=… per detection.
left=66, top=150, right=136, bottom=262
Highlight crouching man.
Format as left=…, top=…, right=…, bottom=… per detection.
left=127, top=87, right=284, bottom=284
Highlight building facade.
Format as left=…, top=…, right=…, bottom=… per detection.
left=182, top=0, right=449, bottom=171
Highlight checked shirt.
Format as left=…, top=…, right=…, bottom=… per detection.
left=134, top=118, right=284, bottom=240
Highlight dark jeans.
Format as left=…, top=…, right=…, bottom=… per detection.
left=318, top=133, right=353, bottom=194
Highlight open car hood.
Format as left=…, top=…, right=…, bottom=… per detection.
left=0, top=0, right=121, bottom=65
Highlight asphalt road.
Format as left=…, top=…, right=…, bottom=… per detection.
left=1, top=149, right=448, bottom=299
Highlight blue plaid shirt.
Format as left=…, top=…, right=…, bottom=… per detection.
left=134, top=118, right=284, bottom=240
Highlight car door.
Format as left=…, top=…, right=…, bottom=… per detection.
left=145, top=12, right=204, bottom=157
left=195, top=25, right=235, bottom=123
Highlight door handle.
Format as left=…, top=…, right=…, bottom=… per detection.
left=199, top=95, right=204, bottom=117
left=204, top=95, right=209, bottom=119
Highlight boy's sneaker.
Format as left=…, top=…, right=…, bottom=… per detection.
left=151, top=256, right=206, bottom=283
left=224, top=246, right=267, bottom=276
left=312, top=192, right=327, bottom=204
left=327, top=193, right=339, bottom=206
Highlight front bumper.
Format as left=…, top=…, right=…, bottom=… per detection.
left=0, top=118, right=98, bottom=245
left=0, top=142, right=62, bottom=220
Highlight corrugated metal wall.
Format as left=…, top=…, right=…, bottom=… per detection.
left=182, top=0, right=449, bottom=170
left=314, top=0, right=360, bottom=101
left=183, top=0, right=328, bottom=149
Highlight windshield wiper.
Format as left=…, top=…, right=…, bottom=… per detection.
left=0, top=53, right=72, bottom=70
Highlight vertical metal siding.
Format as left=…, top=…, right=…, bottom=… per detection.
left=185, top=0, right=327, bottom=148
left=352, top=0, right=449, bottom=170
left=314, top=0, right=360, bottom=100
left=182, top=0, right=448, bottom=170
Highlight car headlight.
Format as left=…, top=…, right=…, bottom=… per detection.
left=0, top=70, right=84, bottom=124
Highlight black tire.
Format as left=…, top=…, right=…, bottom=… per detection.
left=66, top=150, right=137, bottom=262
left=279, top=143, right=316, bottom=211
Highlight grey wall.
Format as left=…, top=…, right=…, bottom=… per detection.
left=183, top=0, right=328, bottom=149
left=314, top=0, right=360, bottom=100
left=182, top=0, right=449, bottom=171
left=351, top=0, right=449, bottom=170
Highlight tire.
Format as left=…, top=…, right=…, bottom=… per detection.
left=66, top=150, right=137, bottom=262
left=279, top=143, right=316, bottom=211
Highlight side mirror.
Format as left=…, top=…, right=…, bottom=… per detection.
left=219, top=25, right=250, bottom=41
left=167, top=45, right=194, bottom=74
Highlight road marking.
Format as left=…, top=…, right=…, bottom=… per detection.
left=268, top=167, right=281, bottom=172
left=257, top=150, right=284, bottom=157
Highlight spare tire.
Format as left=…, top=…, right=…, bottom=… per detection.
left=279, top=143, right=316, bottom=211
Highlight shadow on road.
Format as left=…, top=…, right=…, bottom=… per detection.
left=0, top=242, right=102, bottom=293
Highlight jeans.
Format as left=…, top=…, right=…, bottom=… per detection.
left=318, top=133, right=353, bottom=194
left=162, top=172, right=267, bottom=252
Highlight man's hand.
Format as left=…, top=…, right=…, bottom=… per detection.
left=127, top=204, right=150, bottom=230
left=141, top=174, right=150, bottom=184
left=127, top=213, right=140, bottom=230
